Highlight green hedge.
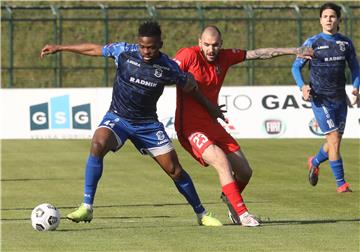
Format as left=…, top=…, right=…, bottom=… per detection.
left=1, top=1, right=359, bottom=87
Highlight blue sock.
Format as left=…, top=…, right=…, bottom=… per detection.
left=329, top=159, right=345, bottom=187
left=174, top=170, right=205, bottom=215
left=312, top=146, right=328, bottom=167
left=84, top=155, right=103, bottom=204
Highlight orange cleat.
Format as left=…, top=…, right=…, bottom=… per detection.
left=337, top=182, right=352, bottom=193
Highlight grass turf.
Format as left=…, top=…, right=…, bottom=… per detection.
left=1, top=139, right=359, bottom=251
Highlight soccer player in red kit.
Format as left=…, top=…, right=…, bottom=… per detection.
left=174, top=26, right=313, bottom=226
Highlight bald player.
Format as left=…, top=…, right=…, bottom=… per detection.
left=173, top=25, right=313, bottom=226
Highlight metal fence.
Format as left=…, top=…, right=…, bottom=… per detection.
left=1, top=3, right=360, bottom=88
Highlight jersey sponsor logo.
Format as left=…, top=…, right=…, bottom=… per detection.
left=156, top=130, right=165, bottom=141
left=129, top=76, right=158, bottom=87
left=29, top=95, right=91, bottom=131
left=153, top=64, right=170, bottom=71
left=336, top=41, right=348, bottom=52
left=126, top=59, right=141, bottom=67
left=324, top=56, right=345, bottom=62
left=316, top=45, right=329, bottom=50
left=154, top=68, right=163, bottom=78
left=156, top=130, right=169, bottom=145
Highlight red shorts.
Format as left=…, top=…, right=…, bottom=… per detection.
left=177, top=122, right=240, bottom=166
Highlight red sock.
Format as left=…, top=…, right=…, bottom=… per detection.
left=222, top=181, right=248, bottom=215
left=236, top=180, right=248, bottom=193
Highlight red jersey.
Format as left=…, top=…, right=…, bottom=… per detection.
left=174, top=46, right=246, bottom=129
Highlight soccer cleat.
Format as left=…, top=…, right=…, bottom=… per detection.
left=239, top=212, right=260, bottom=227
left=308, top=156, right=320, bottom=186
left=66, top=204, right=93, bottom=223
left=220, top=192, right=241, bottom=224
left=227, top=210, right=239, bottom=224
left=197, top=212, right=223, bottom=227
left=337, top=182, right=352, bottom=193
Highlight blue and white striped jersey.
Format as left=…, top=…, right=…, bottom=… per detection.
left=102, top=42, right=188, bottom=121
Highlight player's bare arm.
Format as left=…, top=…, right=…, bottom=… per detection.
left=301, top=84, right=312, bottom=101
left=192, top=89, right=227, bottom=123
left=351, top=88, right=359, bottom=105
left=182, top=73, right=227, bottom=122
left=182, top=73, right=198, bottom=93
left=40, top=43, right=103, bottom=58
left=246, top=47, right=313, bottom=60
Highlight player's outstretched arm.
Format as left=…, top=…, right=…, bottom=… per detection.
left=181, top=73, right=227, bottom=122
left=246, top=47, right=313, bottom=60
left=181, top=73, right=198, bottom=93
left=192, top=90, right=227, bottom=123
left=40, top=43, right=103, bottom=58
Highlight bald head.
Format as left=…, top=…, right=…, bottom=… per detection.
left=200, top=26, right=222, bottom=40
left=199, top=26, right=223, bottom=62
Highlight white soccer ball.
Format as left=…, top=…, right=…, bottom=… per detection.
left=31, top=203, right=60, bottom=231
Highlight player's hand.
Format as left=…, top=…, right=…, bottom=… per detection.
left=351, top=88, right=359, bottom=105
left=182, top=73, right=198, bottom=92
left=301, top=84, right=312, bottom=101
left=217, top=104, right=228, bottom=123
left=40, top=44, right=60, bottom=59
left=296, top=47, right=313, bottom=60
left=207, top=104, right=228, bottom=123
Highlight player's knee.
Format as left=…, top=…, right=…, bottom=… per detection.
left=246, top=167, right=253, bottom=179
left=90, top=139, right=108, bottom=157
left=168, top=163, right=183, bottom=180
left=327, top=134, right=341, bottom=151
left=247, top=167, right=253, bottom=181
left=240, top=166, right=252, bottom=182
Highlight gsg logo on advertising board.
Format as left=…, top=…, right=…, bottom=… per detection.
left=30, top=95, right=91, bottom=131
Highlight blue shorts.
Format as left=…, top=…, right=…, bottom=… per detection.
left=98, top=111, right=174, bottom=157
left=311, top=98, right=347, bottom=135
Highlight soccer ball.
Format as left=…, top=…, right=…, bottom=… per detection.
left=31, top=203, right=60, bottom=231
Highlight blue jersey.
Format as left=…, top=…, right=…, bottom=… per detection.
left=292, top=32, right=360, bottom=101
left=102, top=42, right=188, bottom=122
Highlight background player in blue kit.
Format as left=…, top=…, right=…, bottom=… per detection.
left=292, top=2, right=359, bottom=193
left=40, top=21, right=223, bottom=226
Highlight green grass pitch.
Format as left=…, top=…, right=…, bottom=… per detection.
left=1, top=139, right=359, bottom=251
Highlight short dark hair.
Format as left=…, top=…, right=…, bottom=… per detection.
left=320, top=2, right=341, bottom=18
left=138, top=21, right=162, bottom=37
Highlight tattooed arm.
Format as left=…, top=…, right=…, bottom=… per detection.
left=246, top=47, right=313, bottom=60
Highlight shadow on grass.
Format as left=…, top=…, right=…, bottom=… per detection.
left=257, top=218, right=360, bottom=226
left=1, top=202, right=229, bottom=211
left=1, top=215, right=171, bottom=221
left=1, top=178, right=81, bottom=182
left=3, top=215, right=359, bottom=227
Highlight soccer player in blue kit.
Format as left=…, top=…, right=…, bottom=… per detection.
left=40, top=21, right=223, bottom=226
left=292, top=2, right=359, bottom=193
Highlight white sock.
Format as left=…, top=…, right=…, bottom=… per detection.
left=196, top=211, right=207, bottom=219
left=239, top=211, right=249, bottom=221
left=83, top=203, right=93, bottom=211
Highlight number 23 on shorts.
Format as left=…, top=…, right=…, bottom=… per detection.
left=189, top=132, right=210, bottom=152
